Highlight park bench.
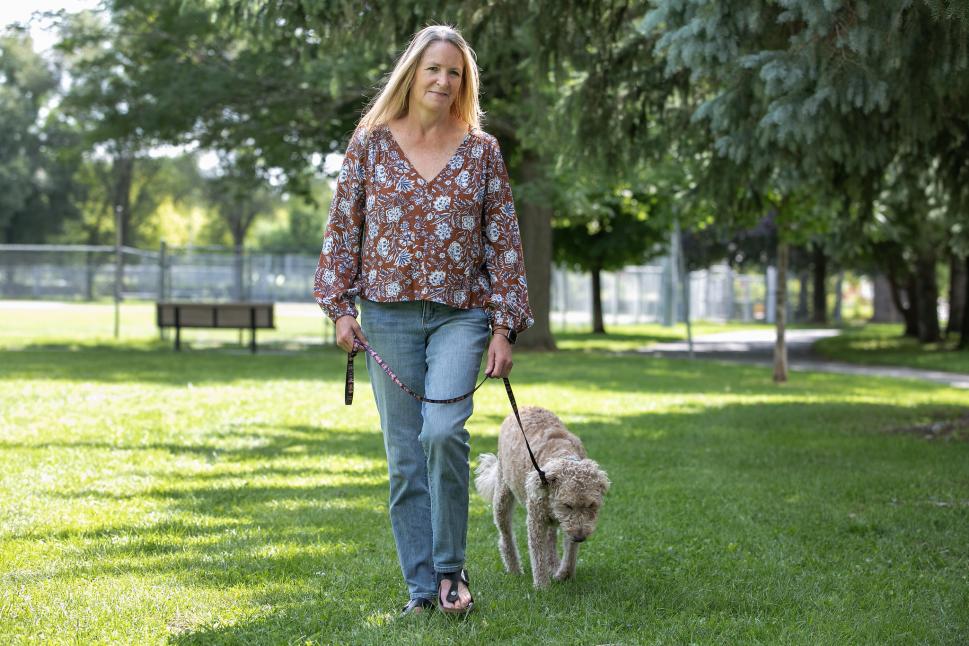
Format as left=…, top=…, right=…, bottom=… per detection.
left=156, top=302, right=275, bottom=353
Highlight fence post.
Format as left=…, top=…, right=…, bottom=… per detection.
left=158, top=241, right=168, bottom=340
left=158, top=241, right=167, bottom=301
left=559, top=267, right=568, bottom=331
left=114, top=206, right=122, bottom=339
left=661, top=254, right=675, bottom=326
left=612, top=271, right=621, bottom=327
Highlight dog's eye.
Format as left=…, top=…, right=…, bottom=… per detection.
left=564, top=504, right=573, bottom=510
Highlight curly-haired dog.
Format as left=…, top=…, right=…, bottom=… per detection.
left=475, top=406, right=610, bottom=588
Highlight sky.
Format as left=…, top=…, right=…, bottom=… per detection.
left=1, top=1, right=103, bottom=52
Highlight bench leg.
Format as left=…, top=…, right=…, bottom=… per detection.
left=175, top=324, right=181, bottom=351
left=250, top=307, right=257, bottom=354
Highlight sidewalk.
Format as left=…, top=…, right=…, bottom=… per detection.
left=645, top=328, right=969, bottom=389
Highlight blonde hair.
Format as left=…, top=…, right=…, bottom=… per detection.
left=358, top=25, right=483, bottom=132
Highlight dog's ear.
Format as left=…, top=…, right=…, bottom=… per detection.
left=525, top=470, right=549, bottom=500
left=596, top=467, right=611, bottom=495
left=540, top=458, right=566, bottom=485
left=598, top=470, right=611, bottom=495
left=584, top=459, right=610, bottom=495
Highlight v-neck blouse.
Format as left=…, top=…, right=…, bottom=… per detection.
left=314, top=123, right=534, bottom=333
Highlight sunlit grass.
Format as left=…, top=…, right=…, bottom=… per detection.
left=1, top=310, right=968, bottom=643
left=0, top=300, right=769, bottom=354
left=552, top=322, right=771, bottom=352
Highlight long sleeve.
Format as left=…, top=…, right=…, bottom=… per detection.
left=481, top=139, right=535, bottom=333
left=314, top=128, right=368, bottom=322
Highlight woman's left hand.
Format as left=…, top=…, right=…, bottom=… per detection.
left=486, top=332, right=514, bottom=378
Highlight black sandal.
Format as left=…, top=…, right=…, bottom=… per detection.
left=400, top=597, right=434, bottom=617
left=437, top=569, right=474, bottom=615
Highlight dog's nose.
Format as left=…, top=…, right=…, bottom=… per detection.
left=571, top=535, right=586, bottom=543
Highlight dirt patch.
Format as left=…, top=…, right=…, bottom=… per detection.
left=891, top=413, right=969, bottom=441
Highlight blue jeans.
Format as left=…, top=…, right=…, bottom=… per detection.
left=360, top=299, right=490, bottom=601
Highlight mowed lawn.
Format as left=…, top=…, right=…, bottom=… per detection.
left=1, top=304, right=968, bottom=644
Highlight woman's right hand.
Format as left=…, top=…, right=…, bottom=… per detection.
left=335, top=315, right=368, bottom=352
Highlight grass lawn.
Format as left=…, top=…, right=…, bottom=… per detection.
left=0, top=300, right=761, bottom=354
left=814, top=324, right=969, bottom=375
left=1, top=304, right=968, bottom=644
left=553, top=322, right=770, bottom=353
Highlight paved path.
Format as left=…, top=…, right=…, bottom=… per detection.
left=644, top=329, right=969, bottom=389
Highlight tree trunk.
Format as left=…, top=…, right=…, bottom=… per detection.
left=591, top=267, right=605, bottom=334
left=795, top=271, right=809, bottom=322
left=832, top=272, right=844, bottom=324
left=886, top=264, right=919, bottom=337
left=960, top=256, right=969, bottom=350
left=234, top=243, right=245, bottom=301
left=870, top=274, right=902, bottom=322
left=914, top=252, right=941, bottom=343
left=111, top=154, right=135, bottom=247
left=946, top=253, right=966, bottom=338
left=773, top=240, right=789, bottom=384
left=903, top=277, right=920, bottom=338
left=516, top=151, right=556, bottom=350
left=811, top=242, right=827, bottom=324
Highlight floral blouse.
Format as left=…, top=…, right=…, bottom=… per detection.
left=314, top=123, right=534, bottom=333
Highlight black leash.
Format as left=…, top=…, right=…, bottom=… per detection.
left=346, top=338, right=548, bottom=486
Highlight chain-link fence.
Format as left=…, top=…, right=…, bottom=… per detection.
left=1, top=243, right=781, bottom=324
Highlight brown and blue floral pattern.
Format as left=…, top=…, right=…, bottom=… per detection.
left=314, top=123, right=534, bottom=333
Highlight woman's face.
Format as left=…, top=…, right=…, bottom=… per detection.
left=409, top=40, right=464, bottom=116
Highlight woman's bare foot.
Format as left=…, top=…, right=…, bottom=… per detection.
left=438, top=572, right=473, bottom=612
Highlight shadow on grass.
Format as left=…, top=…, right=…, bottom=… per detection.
left=3, top=335, right=967, bottom=642
left=8, top=396, right=965, bottom=642
left=1, top=342, right=673, bottom=392
left=9, top=427, right=389, bottom=594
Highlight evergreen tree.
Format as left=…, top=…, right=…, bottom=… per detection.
left=644, top=0, right=969, bottom=373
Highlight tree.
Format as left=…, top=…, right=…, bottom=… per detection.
left=203, top=160, right=277, bottom=300
left=554, top=187, right=668, bottom=333
left=0, top=29, right=82, bottom=243
left=74, top=0, right=683, bottom=349
left=644, top=0, right=969, bottom=378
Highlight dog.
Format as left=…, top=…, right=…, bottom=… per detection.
left=475, top=406, right=610, bottom=588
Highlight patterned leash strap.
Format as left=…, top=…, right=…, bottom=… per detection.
left=345, top=338, right=548, bottom=486
left=345, top=338, right=489, bottom=405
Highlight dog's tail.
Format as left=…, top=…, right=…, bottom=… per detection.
left=474, top=453, right=500, bottom=503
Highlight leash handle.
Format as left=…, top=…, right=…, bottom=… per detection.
left=345, top=338, right=548, bottom=487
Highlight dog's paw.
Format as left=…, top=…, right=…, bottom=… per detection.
left=553, top=568, right=573, bottom=582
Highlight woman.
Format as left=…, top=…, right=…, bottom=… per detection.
left=314, top=25, right=533, bottom=616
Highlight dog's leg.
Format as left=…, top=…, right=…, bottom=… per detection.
left=554, top=536, right=579, bottom=581
left=525, top=497, right=552, bottom=588
left=493, top=481, right=522, bottom=574
left=545, top=523, right=560, bottom=575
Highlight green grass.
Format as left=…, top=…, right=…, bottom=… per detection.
left=1, top=304, right=969, bottom=644
left=553, top=322, right=770, bottom=353
left=815, top=324, right=969, bottom=374
left=0, top=300, right=335, bottom=351
left=0, top=300, right=765, bottom=354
